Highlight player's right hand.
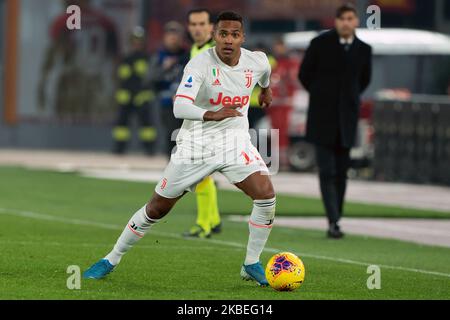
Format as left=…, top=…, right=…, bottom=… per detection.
left=204, top=104, right=243, bottom=121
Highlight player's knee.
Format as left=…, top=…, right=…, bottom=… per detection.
left=260, top=191, right=275, bottom=200
left=256, top=182, right=275, bottom=200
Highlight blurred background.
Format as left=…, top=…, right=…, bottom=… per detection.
left=0, top=0, right=449, bottom=186
left=1, top=2, right=450, bottom=300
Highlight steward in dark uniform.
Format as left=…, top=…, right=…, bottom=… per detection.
left=113, top=27, right=156, bottom=154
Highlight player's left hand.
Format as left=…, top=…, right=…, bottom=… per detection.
left=259, top=87, right=272, bottom=108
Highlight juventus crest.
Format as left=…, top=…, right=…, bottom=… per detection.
left=244, top=69, right=253, bottom=88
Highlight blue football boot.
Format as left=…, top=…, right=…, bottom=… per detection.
left=83, top=259, right=115, bottom=279
left=240, top=262, right=269, bottom=287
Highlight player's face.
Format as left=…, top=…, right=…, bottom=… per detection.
left=335, top=11, right=359, bottom=38
left=214, top=21, right=245, bottom=60
left=188, top=12, right=213, bottom=44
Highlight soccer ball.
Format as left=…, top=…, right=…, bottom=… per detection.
left=265, top=252, right=305, bottom=291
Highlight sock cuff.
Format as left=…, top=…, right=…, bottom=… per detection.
left=250, top=197, right=276, bottom=227
left=253, top=197, right=276, bottom=208
left=141, top=204, right=160, bottom=224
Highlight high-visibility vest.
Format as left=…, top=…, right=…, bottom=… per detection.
left=250, top=54, right=277, bottom=108
left=116, top=51, right=155, bottom=106
left=190, top=38, right=215, bottom=59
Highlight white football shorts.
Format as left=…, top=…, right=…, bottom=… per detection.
left=155, top=142, right=269, bottom=199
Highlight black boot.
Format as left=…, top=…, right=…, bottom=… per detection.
left=327, top=222, right=344, bottom=239
left=211, top=222, right=222, bottom=234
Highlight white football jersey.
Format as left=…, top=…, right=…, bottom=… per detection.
left=174, top=47, right=271, bottom=152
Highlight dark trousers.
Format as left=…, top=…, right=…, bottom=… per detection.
left=113, top=102, right=156, bottom=154
left=315, top=144, right=351, bottom=224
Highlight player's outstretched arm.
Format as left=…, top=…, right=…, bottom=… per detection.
left=203, top=104, right=243, bottom=121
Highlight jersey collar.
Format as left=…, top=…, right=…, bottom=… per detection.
left=212, top=47, right=242, bottom=70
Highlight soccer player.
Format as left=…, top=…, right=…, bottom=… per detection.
left=183, top=8, right=222, bottom=239
left=84, top=11, right=275, bottom=286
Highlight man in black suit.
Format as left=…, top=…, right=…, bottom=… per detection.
left=299, top=3, right=372, bottom=238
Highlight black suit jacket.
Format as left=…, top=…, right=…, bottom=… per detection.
left=298, top=29, right=372, bottom=148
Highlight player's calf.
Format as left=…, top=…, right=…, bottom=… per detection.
left=145, top=192, right=181, bottom=220
left=84, top=193, right=182, bottom=279
left=235, top=171, right=275, bottom=201
left=235, top=172, right=276, bottom=270
left=103, top=203, right=160, bottom=267
left=83, top=203, right=160, bottom=280
left=105, top=194, right=179, bottom=265
left=245, top=197, right=276, bottom=264
left=241, top=196, right=276, bottom=286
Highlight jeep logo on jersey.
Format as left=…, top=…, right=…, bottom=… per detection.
left=209, top=93, right=249, bottom=107
left=244, top=69, right=253, bottom=88
left=184, top=76, right=193, bottom=88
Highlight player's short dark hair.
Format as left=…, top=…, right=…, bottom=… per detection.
left=187, top=8, right=212, bottom=23
left=336, top=3, right=358, bottom=18
left=215, top=11, right=244, bottom=28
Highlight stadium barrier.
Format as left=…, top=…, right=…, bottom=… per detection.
left=373, top=95, right=450, bottom=186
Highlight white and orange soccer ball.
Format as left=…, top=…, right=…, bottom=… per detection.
left=265, top=252, right=305, bottom=291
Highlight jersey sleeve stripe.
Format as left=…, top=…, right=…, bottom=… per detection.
left=175, top=94, right=195, bottom=102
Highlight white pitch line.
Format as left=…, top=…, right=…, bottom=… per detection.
left=2, top=239, right=240, bottom=252
left=1, top=207, right=449, bottom=279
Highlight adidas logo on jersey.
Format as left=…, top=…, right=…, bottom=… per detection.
left=209, top=92, right=249, bottom=107
left=212, top=79, right=221, bottom=86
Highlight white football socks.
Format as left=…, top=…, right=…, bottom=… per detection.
left=104, top=198, right=275, bottom=267
left=244, top=197, right=276, bottom=266
left=105, top=204, right=159, bottom=266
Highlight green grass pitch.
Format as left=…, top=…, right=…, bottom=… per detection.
left=0, top=166, right=449, bottom=299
